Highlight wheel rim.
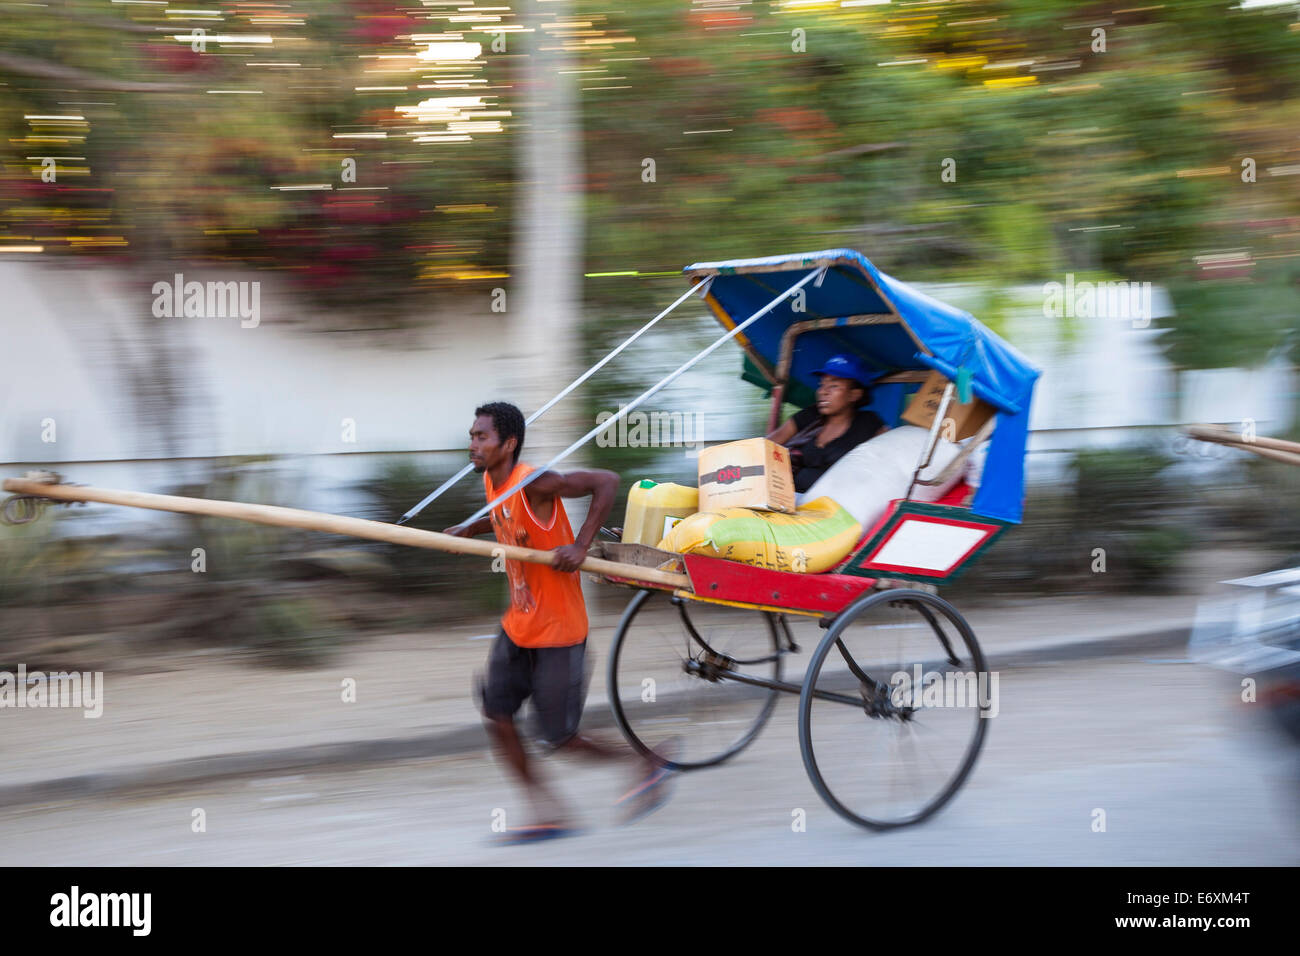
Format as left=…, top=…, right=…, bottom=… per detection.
left=609, top=590, right=783, bottom=770
left=799, top=590, right=989, bottom=830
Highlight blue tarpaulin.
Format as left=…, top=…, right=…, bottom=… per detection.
left=682, top=248, right=1041, bottom=524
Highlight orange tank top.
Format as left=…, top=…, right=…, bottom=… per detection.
left=484, top=462, right=588, bottom=648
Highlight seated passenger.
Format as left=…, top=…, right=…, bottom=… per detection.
left=766, top=354, right=888, bottom=494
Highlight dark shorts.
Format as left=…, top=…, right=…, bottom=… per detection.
left=478, top=627, right=589, bottom=750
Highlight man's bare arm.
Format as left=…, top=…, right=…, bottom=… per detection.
left=443, top=515, right=493, bottom=537
left=526, top=469, right=619, bottom=570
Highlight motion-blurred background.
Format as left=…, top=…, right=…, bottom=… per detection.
left=0, top=2, right=1297, bottom=717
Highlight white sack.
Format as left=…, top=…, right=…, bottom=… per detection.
left=796, top=425, right=963, bottom=530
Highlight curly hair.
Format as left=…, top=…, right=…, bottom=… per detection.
left=475, top=401, right=525, bottom=464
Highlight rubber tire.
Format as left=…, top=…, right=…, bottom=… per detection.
left=797, top=588, right=989, bottom=830
left=608, top=588, right=783, bottom=771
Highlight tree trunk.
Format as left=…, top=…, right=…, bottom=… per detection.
left=510, top=3, right=584, bottom=466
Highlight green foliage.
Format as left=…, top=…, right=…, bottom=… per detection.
left=1072, top=448, right=1178, bottom=514
left=0, top=0, right=514, bottom=316
left=1161, top=267, right=1298, bottom=371
left=1071, top=448, right=1193, bottom=589
left=357, top=458, right=506, bottom=613
left=241, top=595, right=344, bottom=668
left=0, top=509, right=121, bottom=613
left=156, top=465, right=350, bottom=663
left=0, top=518, right=54, bottom=611
left=4, top=0, right=1298, bottom=335
left=971, top=285, right=1017, bottom=340
left=1215, top=455, right=1300, bottom=551
left=575, top=0, right=1292, bottom=299
left=951, top=446, right=1192, bottom=596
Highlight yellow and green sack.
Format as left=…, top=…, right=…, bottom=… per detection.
left=658, top=496, right=862, bottom=574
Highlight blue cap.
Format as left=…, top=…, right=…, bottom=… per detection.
left=813, top=354, right=880, bottom=388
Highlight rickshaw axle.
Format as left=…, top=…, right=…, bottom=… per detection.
left=688, top=662, right=910, bottom=718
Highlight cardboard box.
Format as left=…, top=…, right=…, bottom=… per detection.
left=697, top=438, right=795, bottom=513
left=901, top=370, right=996, bottom=441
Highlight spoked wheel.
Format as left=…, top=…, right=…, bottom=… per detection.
left=608, top=589, right=784, bottom=770
left=798, top=589, right=990, bottom=830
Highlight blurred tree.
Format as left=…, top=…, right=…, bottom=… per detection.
left=509, top=1, right=585, bottom=458
left=0, top=0, right=517, bottom=319
left=2, top=0, right=1297, bottom=342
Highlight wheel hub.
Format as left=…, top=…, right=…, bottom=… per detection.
left=861, top=680, right=913, bottom=721
left=684, top=650, right=734, bottom=682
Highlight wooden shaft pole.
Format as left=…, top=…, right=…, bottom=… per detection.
left=1185, top=424, right=1300, bottom=457
left=1228, top=444, right=1300, bottom=467
left=1, top=478, right=692, bottom=591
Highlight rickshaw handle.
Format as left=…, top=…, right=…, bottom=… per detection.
left=0, top=477, right=693, bottom=590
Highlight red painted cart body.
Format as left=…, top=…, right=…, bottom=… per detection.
left=603, top=480, right=1011, bottom=618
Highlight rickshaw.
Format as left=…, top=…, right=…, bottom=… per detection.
left=584, top=249, right=1042, bottom=830
left=1, top=248, right=1040, bottom=832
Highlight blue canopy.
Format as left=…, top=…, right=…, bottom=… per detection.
left=682, top=248, right=1041, bottom=524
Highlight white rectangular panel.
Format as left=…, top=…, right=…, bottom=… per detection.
left=871, top=519, right=987, bottom=572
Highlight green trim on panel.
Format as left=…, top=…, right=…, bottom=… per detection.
left=838, top=501, right=1009, bottom=583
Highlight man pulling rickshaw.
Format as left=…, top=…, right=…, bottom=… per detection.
left=2, top=247, right=1041, bottom=833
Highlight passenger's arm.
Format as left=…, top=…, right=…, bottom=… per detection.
left=766, top=418, right=798, bottom=445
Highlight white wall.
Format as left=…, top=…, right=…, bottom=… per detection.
left=922, top=282, right=1296, bottom=480
left=3, top=261, right=1294, bottom=534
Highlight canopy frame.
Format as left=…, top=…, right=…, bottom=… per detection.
left=766, top=313, right=899, bottom=432
left=687, top=259, right=932, bottom=394
left=682, top=248, right=1041, bottom=524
